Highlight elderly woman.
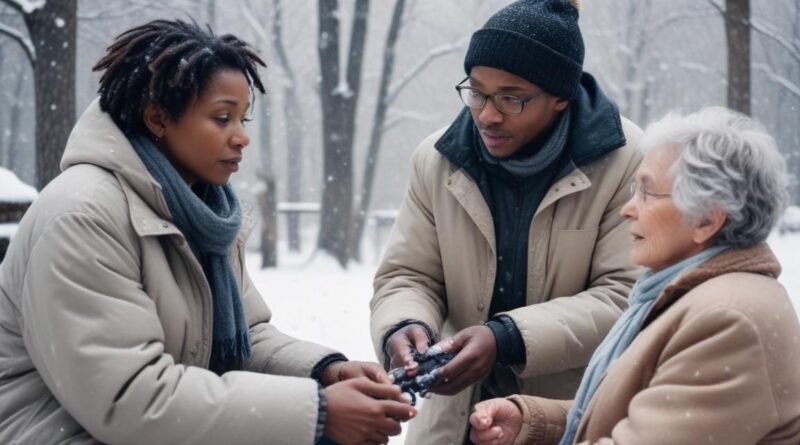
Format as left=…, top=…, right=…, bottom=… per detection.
left=467, top=107, right=800, bottom=445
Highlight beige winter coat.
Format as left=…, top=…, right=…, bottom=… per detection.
left=0, top=99, right=337, bottom=445
left=509, top=244, right=800, bottom=445
left=370, top=118, right=643, bottom=444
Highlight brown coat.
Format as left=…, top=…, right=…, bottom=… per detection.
left=509, top=244, right=800, bottom=445
left=371, top=117, right=643, bottom=444
left=0, top=99, right=337, bottom=445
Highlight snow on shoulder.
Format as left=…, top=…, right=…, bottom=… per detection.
left=0, top=168, right=37, bottom=203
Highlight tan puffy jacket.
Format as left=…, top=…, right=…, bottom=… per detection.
left=0, top=99, right=336, bottom=445
left=371, top=117, right=643, bottom=444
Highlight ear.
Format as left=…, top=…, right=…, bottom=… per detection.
left=693, top=207, right=726, bottom=244
left=142, top=103, right=169, bottom=140
left=554, top=97, right=570, bottom=112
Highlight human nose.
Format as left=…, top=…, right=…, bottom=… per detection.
left=620, top=190, right=637, bottom=220
left=477, top=97, right=504, bottom=125
left=232, top=124, right=250, bottom=149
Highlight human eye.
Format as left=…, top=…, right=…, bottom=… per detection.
left=214, top=115, right=230, bottom=124
left=499, top=95, right=522, bottom=106
left=241, top=117, right=253, bottom=126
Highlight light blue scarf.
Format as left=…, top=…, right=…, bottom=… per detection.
left=559, top=245, right=729, bottom=445
left=129, top=133, right=250, bottom=375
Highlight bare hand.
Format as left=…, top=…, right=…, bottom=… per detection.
left=469, top=398, right=523, bottom=445
left=384, top=324, right=431, bottom=377
left=322, top=361, right=392, bottom=386
left=428, top=325, right=496, bottom=395
left=324, top=377, right=417, bottom=445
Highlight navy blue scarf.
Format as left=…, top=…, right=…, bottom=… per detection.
left=130, top=134, right=250, bottom=375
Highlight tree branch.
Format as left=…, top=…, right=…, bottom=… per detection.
left=753, top=63, right=800, bottom=98
left=0, top=0, right=24, bottom=15
left=751, top=17, right=800, bottom=64
left=386, top=36, right=468, bottom=106
left=0, top=22, right=34, bottom=65
left=704, top=0, right=724, bottom=15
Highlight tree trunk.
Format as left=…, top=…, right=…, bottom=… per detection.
left=258, top=178, right=278, bottom=268
left=316, top=0, right=369, bottom=267
left=272, top=0, right=304, bottom=252
left=349, top=0, right=405, bottom=261
left=5, top=65, right=25, bottom=171
left=23, top=0, right=77, bottom=189
left=725, top=0, right=751, bottom=115
left=258, top=74, right=278, bottom=268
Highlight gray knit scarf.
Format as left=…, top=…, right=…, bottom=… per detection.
left=559, top=245, right=729, bottom=444
left=130, top=133, right=250, bottom=375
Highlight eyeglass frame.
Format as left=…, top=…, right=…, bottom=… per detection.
left=454, top=76, right=547, bottom=116
left=629, top=182, right=671, bottom=204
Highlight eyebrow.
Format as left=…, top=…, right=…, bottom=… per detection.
left=213, top=99, right=250, bottom=107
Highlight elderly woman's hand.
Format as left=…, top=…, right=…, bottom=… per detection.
left=321, top=360, right=393, bottom=386
left=469, top=398, right=523, bottom=445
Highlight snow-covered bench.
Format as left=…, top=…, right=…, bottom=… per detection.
left=0, top=168, right=37, bottom=263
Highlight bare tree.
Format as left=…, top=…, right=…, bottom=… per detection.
left=725, top=0, right=751, bottom=115
left=0, top=0, right=76, bottom=189
left=238, top=0, right=279, bottom=267
left=348, top=0, right=405, bottom=261
left=272, top=0, right=305, bottom=252
left=316, top=0, right=369, bottom=266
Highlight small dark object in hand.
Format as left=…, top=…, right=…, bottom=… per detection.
left=389, top=345, right=456, bottom=405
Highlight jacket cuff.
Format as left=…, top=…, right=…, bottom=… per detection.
left=380, top=319, right=436, bottom=368
left=311, top=353, right=349, bottom=383
left=508, top=395, right=569, bottom=445
left=314, top=384, right=327, bottom=443
left=486, top=315, right=526, bottom=365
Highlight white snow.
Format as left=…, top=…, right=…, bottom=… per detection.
left=0, top=223, right=19, bottom=238
left=0, top=167, right=37, bottom=202
left=9, top=0, right=46, bottom=14
left=248, top=231, right=800, bottom=444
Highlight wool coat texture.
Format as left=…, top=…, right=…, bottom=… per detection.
left=508, top=244, right=800, bottom=445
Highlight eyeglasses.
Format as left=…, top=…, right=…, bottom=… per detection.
left=629, top=182, right=671, bottom=204
left=455, top=77, right=546, bottom=116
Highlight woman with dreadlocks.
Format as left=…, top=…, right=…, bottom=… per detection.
left=0, top=19, right=413, bottom=445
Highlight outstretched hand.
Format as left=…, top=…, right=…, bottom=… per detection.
left=384, top=324, right=431, bottom=377
left=428, top=325, right=496, bottom=395
left=324, top=377, right=416, bottom=445
left=469, top=398, right=523, bottom=445
left=322, top=360, right=392, bottom=386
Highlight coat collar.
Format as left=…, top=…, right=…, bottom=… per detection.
left=434, top=72, right=626, bottom=175
left=63, top=98, right=255, bottom=244
left=643, top=243, right=781, bottom=327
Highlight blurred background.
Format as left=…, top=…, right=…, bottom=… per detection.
left=0, top=0, right=798, bottom=267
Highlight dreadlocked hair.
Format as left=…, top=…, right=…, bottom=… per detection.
left=92, top=19, right=266, bottom=134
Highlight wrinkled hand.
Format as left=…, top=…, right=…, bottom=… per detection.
left=384, top=324, right=431, bottom=377
left=428, top=325, right=496, bottom=395
left=469, top=398, right=523, bottom=445
left=322, top=360, right=392, bottom=386
left=324, top=377, right=417, bottom=445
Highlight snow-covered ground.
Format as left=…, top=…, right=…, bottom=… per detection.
left=248, top=232, right=800, bottom=444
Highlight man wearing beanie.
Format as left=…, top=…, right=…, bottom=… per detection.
left=371, top=0, right=642, bottom=443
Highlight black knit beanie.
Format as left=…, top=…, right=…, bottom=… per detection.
left=464, top=0, right=584, bottom=100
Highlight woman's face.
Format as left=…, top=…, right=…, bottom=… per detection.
left=620, top=146, right=711, bottom=272
left=158, top=69, right=252, bottom=186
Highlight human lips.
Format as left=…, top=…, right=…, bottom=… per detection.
left=479, top=128, right=512, bottom=148
left=220, top=156, right=242, bottom=172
